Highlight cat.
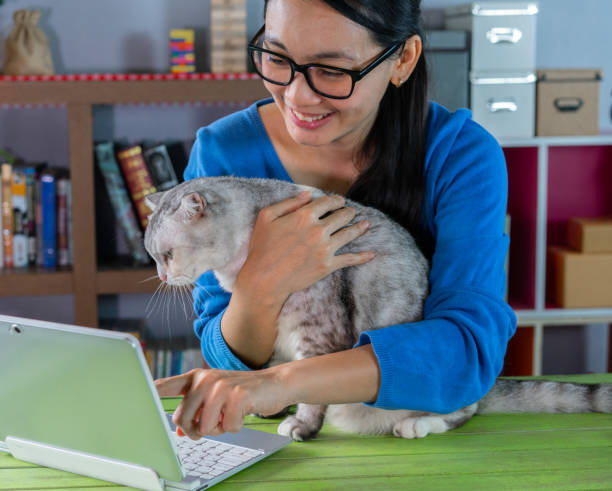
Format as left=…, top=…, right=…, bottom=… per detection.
left=144, top=176, right=612, bottom=441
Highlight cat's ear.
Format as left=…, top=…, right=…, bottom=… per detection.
left=145, top=191, right=165, bottom=211
left=178, top=192, right=206, bottom=222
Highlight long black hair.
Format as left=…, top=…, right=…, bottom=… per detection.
left=263, top=0, right=433, bottom=260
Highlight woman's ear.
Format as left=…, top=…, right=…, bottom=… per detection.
left=178, top=192, right=206, bottom=222
left=390, top=34, right=422, bottom=88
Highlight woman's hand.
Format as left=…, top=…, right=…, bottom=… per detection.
left=155, top=368, right=291, bottom=439
left=236, top=191, right=374, bottom=306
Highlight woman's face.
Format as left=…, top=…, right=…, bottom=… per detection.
left=263, top=0, right=399, bottom=150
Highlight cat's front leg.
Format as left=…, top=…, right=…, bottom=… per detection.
left=277, top=403, right=327, bottom=441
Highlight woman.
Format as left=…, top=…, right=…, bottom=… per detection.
left=156, top=0, right=517, bottom=439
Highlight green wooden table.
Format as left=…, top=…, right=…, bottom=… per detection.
left=2, top=374, right=611, bottom=490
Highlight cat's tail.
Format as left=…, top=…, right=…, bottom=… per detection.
left=476, top=379, right=612, bottom=414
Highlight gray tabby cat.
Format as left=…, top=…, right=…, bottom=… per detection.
left=144, top=176, right=612, bottom=441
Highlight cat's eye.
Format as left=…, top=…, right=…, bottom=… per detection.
left=163, top=249, right=173, bottom=263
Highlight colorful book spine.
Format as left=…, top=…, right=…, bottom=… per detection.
left=170, top=29, right=195, bottom=73
left=143, top=144, right=179, bottom=191
left=25, top=167, right=37, bottom=266
left=56, top=173, right=70, bottom=267
left=95, top=142, right=150, bottom=264
left=0, top=167, right=3, bottom=268
left=41, top=171, right=56, bottom=269
left=116, top=145, right=157, bottom=230
left=35, top=168, right=44, bottom=267
left=11, top=168, right=28, bottom=268
left=1, top=163, right=14, bottom=268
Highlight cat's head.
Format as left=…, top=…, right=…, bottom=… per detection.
left=144, top=181, right=236, bottom=286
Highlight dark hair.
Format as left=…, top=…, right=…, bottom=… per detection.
left=263, top=0, right=433, bottom=260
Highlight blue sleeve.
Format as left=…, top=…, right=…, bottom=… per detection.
left=183, top=126, right=254, bottom=371
left=354, top=119, right=517, bottom=413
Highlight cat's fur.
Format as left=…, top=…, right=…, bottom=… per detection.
left=144, top=177, right=612, bottom=441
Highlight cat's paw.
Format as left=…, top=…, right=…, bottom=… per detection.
left=392, top=416, right=448, bottom=439
left=277, top=415, right=320, bottom=441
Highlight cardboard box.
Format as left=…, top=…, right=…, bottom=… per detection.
left=568, top=217, right=612, bottom=253
left=536, top=69, right=602, bottom=136
left=548, top=246, right=612, bottom=308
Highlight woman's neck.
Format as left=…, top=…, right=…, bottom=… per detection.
left=259, top=103, right=363, bottom=195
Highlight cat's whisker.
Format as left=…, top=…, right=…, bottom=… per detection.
left=177, top=285, right=188, bottom=320
left=145, top=282, right=164, bottom=318
left=181, top=284, right=194, bottom=320
left=139, top=275, right=160, bottom=284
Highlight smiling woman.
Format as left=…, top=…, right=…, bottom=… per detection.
left=154, top=0, right=517, bottom=442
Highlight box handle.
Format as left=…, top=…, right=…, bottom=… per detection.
left=554, top=97, right=584, bottom=112
left=487, top=99, right=518, bottom=113
left=486, top=27, right=523, bottom=44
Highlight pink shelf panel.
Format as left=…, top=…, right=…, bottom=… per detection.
left=505, top=146, right=538, bottom=309
left=547, top=145, right=612, bottom=247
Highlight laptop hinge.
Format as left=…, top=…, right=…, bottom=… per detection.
left=6, top=436, right=165, bottom=491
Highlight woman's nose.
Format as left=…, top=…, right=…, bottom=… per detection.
left=285, top=71, right=322, bottom=105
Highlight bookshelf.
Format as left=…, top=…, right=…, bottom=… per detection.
left=0, top=73, right=268, bottom=328
left=1, top=74, right=610, bottom=375
left=501, top=134, right=612, bottom=375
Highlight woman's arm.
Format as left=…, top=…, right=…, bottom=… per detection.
left=155, top=344, right=380, bottom=439
left=220, top=192, right=374, bottom=368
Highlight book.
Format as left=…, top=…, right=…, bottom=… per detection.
left=115, top=145, right=157, bottom=230
left=0, top=166, right=2, bottom=268
left=11, top=168, right=28, bottom=267
left=165, top=141, right=188, bottom=182
left=94, top=142, right=150, bottom=264
left=24, top=167, right=37, bottom=266
left=40, top=170, right=56, bottom=269
left=56, top=170, right=70, bottom=267
left=1, top=163, right=14, bottom=268
left=143, top=144, right=179, bottom=191
left=35, top=165, right=45, bottom=267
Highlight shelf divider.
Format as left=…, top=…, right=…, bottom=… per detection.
left=68, top=103, right=98, bottom=327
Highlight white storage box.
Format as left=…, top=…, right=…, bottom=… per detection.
left=445, top=2, right=538, bottom=73
left=470, top=73, right=536, bottom=138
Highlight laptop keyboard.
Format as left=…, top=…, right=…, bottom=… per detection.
left=175, top=436, right=265, bottom=481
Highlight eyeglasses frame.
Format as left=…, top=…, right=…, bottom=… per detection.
left=247, top=26, right=404, bottom=100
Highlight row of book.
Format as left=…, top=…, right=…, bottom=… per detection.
left=94, top=141, right=187, bottom=265
left=0, top=162, right=71, bottom=269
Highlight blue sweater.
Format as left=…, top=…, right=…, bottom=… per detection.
left=183, top=98, right=517, bottom=414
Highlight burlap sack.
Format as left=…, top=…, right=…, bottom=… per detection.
left=3, top=9, right=55, bottom=76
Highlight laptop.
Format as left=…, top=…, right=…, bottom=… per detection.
left=0, top=314, right=292, bottom=490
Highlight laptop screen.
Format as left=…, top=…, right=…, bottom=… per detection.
left=0, top=315, right=183, bottom=482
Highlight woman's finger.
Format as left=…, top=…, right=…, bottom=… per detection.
left=262, top=191, right=311, bottom=220
left=199, top=395, right=226, bottom=436
left=330, top=220, right=370, bottom=249
left=302, top=195, right=346, bottom=220
left=333, top=251, right=376, bottom=271
left=155, top=372, right=193, bottom=397
left=320, top=206, right=357, bottom=236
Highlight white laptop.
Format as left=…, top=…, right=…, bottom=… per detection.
left=0, top=314, right=291, bottom=490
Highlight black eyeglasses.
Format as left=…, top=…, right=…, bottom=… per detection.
left=248, top=26, right=404, bottom=100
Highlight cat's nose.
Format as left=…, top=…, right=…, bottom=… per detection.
left=159, top=272, right=167, bottom=282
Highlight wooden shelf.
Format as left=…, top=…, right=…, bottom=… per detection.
left=0, top=74, right=266, bottom=327
left=96, top=267, right=159, bottom=294
left=0, top=268, right=73, bottom=296
left=0, top=73, right=268, bottom=105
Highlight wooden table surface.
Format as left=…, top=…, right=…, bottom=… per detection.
left=2, top=374, right=611, bottom=490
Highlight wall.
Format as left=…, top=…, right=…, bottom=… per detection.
left=0, top=0, right=610, bottom=369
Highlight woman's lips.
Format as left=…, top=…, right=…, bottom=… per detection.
left=289, top=108, right=333, bottom=129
